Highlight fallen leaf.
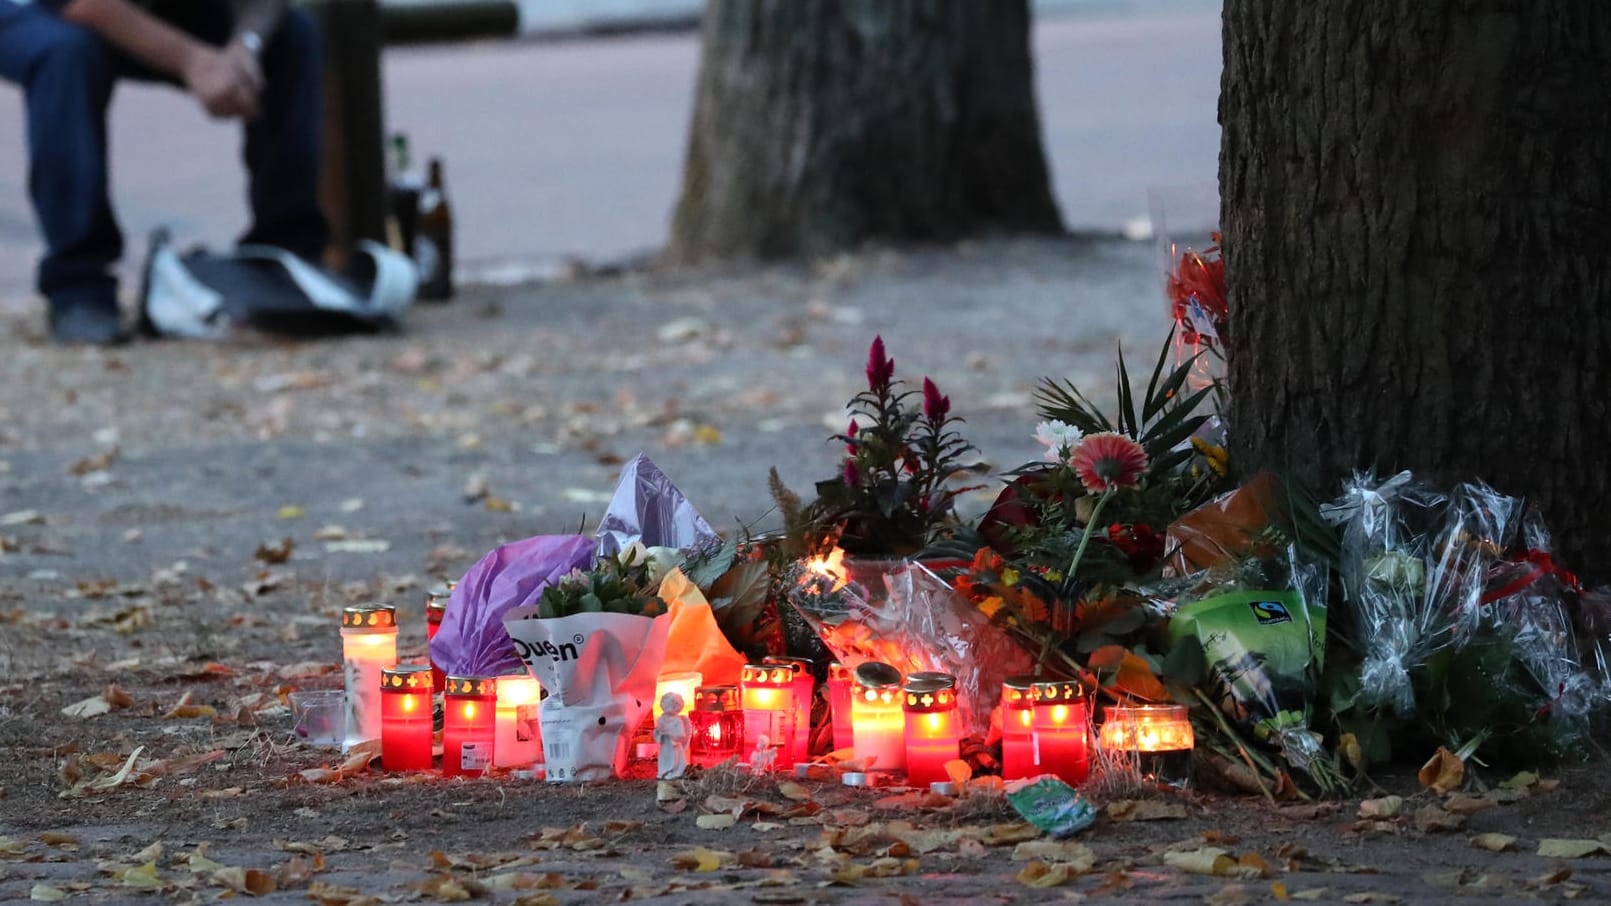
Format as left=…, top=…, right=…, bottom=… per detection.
left=1418, top=747, right=1464, bottom=794
left=1011, top=841, right=1094, bottom=871
left=1443, top=794, right=1495, bottom=816
left=1290, top=889, right=1328, bottom=901
left=277, top=505, right=304, bottom=520
left=669, top=847, right=732, bottom=872
left=1485, top=787, right=1530, bottom=804
left=324, top=539, right=390, bottom=554
left=1357, top=796, right=1403, bottom=819
left=119, top=861, right=165, bottom=891
left=37, top=832, right=77, bottom=848
left=60, top=694, right=113, bottom=719
left=1342, top=894, right=1401, bottom=903
left=29, top=884, right=66, bottom=901
left=696, top=814, right=736, bottom=831
left=1015, top=860, right=1082, bottom=887
left=161, top=691, right=217, bottom=720
left=1163, top=847, right=1235, bottom=876
left=1501, top=770, right=1539, bottom=790
left=1537, top=839, right=1609, bottom=859
left=1413, top=805, right=1466, bottom=833
left=1205, top=884, right=1254, bottom=906
left=1107, top=799, right=1187, bottom=821
left=777, top=781, right=812, bottom=802
left=254, top=538, right=295, bottom=564
left=1470, top=833, right=1517, bottom=853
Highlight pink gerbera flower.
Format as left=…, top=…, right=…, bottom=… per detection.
left=1069, top=432, right=1148, bottom=494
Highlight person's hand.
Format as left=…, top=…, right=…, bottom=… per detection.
left=182, top=40, right=263, bottom=120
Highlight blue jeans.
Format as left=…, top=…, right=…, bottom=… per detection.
left=0, top=2, right=328, bottom=313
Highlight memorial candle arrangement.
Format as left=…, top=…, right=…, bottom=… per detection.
left=494, top=673, right=542, bottom=769
left=1031, top=680, right=1091, bottom=786
left=380, top=664, right=434, bottom=771
left=425, top=587, right=449, bottom=693
left=827, top=663, right=854, bottom=751
left=1000, top=676, right=1036, bottom=781
left=763, top=656, right=815, bottom=761
left=341, top=604, right=398, bottom=752
left=689, top=685, right=743, bottom=766
left=850, top=662, right=905, bottom=773
left=1097, top=704, right=1194, bottom=786
left=443, top=675, right=497, bottom=777
left=902, top=672, right=960, bottom=787
left=654, top=671, right=704, bottom=721
left=740, top=663, right=797, bottom=770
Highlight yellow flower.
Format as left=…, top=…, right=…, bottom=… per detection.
left=978, top=596, right=1006, bottom=620
left=1001, top=567, right=1021, bottom=587
left=1191, top=437, right=1229, bottom=476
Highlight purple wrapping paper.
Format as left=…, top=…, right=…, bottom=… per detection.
left=432, top=534, right=595, bottom=677
left=595, top=453, right=720, bottom=556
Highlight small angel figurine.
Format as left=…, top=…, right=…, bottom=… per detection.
left=748, top=733, right=776, bottom=775
left=653, top=692, right=692, bottom=779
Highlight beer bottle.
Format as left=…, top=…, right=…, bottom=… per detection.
left=386, top=133, right=421, bottom=258
left=415, top=157, right=455, bottom=301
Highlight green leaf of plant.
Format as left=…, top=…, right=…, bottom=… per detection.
left=1142, top=327, right=1176, bottom=424
left=1116, top=346, right=1137, bottom=437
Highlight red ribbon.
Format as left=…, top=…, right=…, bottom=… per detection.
left=1482, top=549, right=1582, bottom=604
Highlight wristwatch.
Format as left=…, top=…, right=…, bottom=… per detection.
left=238, top=29, right=263, bottom=57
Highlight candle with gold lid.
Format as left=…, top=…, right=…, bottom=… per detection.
left=1031, top=679, right=1090, bottom=786
left=341, top=604, right=398, bottom=752
left=380, top=665, right=434, bottom=771
left=763, top=656, right=815, bottom=761
left=689, top=685, right=744, bottom=766
left=903, top=672, right=959, bottom=787
left=850, top=662, right=905, bottom=773
left=740, top=663, right=797, bottom=770
left=443, top=675, right=497, bottom=777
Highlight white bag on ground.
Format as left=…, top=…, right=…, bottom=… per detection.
left=503, top=608, right=670, bottom=782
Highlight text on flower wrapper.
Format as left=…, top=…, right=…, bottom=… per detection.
left=513, top=633, right=584, bottom=664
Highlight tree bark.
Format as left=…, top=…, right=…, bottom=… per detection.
left=1221, top=2, right=1611, bottom=581
left=666, top=0, right=1062, bottom=264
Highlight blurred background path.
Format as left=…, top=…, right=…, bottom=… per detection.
left=0, top=0, right=1219, bottom=308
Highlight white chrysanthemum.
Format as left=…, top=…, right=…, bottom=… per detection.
left=1034, top=420, right=1083, bottom=462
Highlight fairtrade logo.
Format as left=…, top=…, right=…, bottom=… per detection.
left=1248, top=600, right=1292, bottom=625
left=514, top=633, right=585, bottom=663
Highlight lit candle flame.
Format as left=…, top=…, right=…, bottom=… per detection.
left=804, top=548, right=849, bottom=591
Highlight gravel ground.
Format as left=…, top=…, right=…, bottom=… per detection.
left=3, top=238, right=1610, bottom=904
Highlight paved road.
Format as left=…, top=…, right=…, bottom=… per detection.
left=0, top=5, right=1220, bottom=310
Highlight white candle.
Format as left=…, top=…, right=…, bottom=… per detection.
left=340, top=604, right=398, bottom=752
left=851, top=662, right=905, bottom=773
left=495, top=673, right=543, bottom=769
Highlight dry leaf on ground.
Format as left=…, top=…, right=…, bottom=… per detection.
left=1418, top=747, right=1464, bottom=794
left=1470, top=833, right=1517, bottom=853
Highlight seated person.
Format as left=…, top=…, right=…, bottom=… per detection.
left=0, top=0, right=327, bottom=344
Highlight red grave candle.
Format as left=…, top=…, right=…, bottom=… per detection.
left=1031, top=679, right=1091, bottom=786
left=827, top=662, right=854, bottom=751
left=740, top=663, right=796, bottom=770
left=1000, top=675, right=1037, bottom=781
left=380, top=664, right=434, bottom=771
left=763, top=655, right=815, bottom=762
left=443, top=675, right=497, bottom=777
left=425, top=587, right=449, bottom=694
left=689, top=685, right=744, bottom=767
left=903, top=673, right=960, bottom=787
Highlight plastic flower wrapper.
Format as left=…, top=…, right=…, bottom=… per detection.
left=433, top=534, right=596, bottom=677
left=785, top=554, right=1032, bottom=736
left=1148, top=183, right=1224, bottom=392
left=1165, top=544, right=1337, bottom=791
left=503, top=546, right=672, bottom=781
left=1318, top=471, right=1456, bottom=716
left=594, top=452, right=721, bottom=557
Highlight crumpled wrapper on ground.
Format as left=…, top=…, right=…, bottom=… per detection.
left=1006, top=776, right=1098, bottom=838
left=657, top=568, right=747, bottom=687
left=433, top=534, right=596, bottom=677
left=595, top=453, right=720, bottom=557
left=1166, top=545, right=1329, bottom=775
left=786, top=558, right=1032, bottom=736
left=503, top=608, right=671, bottom=781
left=1165, top=473, right=1280, bottom=576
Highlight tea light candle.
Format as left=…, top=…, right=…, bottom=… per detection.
left=850, top=662, right=905, bottom=773
left=689, top=685, right=744, bottom=766
left=494, top=673, right=542, bottom=769
left=1031, top=680, right=1090, bottom=786
left=655, top=671, right=704, bottom=721
left=340, top=604, right=398, bottom=752
left=1098, top=704, right=1194, bottom=786
left=903, top=672, right=960, bottom=787
left=764, top=656, right=815, bottom=762
left=443, top=675, right=497, bottom=777
left=1000, top=675, right=1037, bottom=781
left=380, top=665, right=434, bottom=771
left=827, top=663, right=854, bottom=751
left=425, top=587, right=449, bottom=693
left=740, top=663, right=797, bottom=770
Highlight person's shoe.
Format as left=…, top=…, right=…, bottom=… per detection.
left=49, top=302, right=129, bottom=346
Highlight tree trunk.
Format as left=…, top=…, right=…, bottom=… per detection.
left=666, top=0, right=1062, bottom=264
left=1221, top=2, right=1611, bottom=581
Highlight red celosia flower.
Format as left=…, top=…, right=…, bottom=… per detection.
left=1069, top=432, right=1148, bottom=494
left=865, top=335, right=895, bottom=391
left=921, top=377, right=950, bottom=422
left=842, top=459, right=860, bottom=487
left=845, top=418, right=859, bottom=454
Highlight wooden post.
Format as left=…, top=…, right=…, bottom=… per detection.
left=308, top=0, right=387, bottom=270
